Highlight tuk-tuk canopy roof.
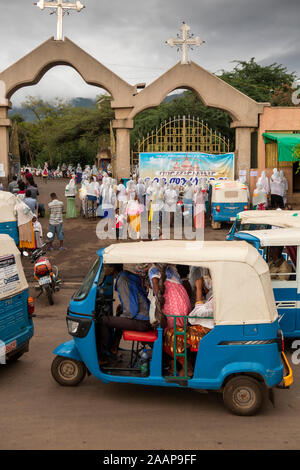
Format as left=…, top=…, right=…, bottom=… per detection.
left=239, top=228, right=300, bottom=247
left=237, top=210, right=300, bottom=228
left=211, top=180, right=248, bottom=203
left=102, top=240, right=277, bottom=326
left=0, top=191, right=17, bottom=223
left=211, top=180, right=247, bottom=190
left=0, top=234, right=28, bottom=299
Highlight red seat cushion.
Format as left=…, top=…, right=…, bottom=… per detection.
left=123, top=330, right=158, bottom=342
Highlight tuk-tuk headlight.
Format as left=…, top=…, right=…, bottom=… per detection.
left=67, top=319, right=80, bottom=334
left=66, top=315, right=92, bottom=338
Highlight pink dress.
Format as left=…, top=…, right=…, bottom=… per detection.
left=163, top=280, right=191, bottom=330
left=149, top=265, right=191, bottom=331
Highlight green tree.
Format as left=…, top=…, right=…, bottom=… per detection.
left=219, top=58, right=297, bottom=102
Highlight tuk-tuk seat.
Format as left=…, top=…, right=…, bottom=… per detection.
left=123, top=330, right=158, bottom=343
left=122, top=330, right=158, bottom=368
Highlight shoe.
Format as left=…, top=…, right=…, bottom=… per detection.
left=59, top=247, right=66, bottom=251
left=98, top=354, right=108, bottom=366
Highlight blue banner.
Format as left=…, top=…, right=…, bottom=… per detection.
left=139, top=152, right=234, bottom=185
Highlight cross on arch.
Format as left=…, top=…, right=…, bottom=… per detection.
left=34, top=0, right=85, bottom=41
left=166, top=23, right=204, bottom=64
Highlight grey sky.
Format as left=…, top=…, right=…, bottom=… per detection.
left=1, top=0, right=300, bottom=107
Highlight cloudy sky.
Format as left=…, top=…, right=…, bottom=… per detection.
left=1, top=0, right=300, bottom=107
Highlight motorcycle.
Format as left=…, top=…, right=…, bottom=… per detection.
left=24, top=233, right=61, bottom=305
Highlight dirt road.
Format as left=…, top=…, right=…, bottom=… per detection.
left=1, top=178, right=300, bottom=450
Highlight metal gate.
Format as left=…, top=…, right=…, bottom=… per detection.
left=131, top=115, right=230, bottom=169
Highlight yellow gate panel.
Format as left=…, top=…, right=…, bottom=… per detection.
left=131, top=115, right=230, bottom=169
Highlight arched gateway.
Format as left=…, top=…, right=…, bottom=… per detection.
left=0, top=36, right=269, bottom=184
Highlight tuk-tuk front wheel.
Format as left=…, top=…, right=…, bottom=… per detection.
left=223, top=376, right=264, bottom=416
left=51, top=355, right=86, bottom=386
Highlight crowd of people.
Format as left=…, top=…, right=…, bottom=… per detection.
left=97, top=262, right=214, bottom=378
left=7, top=169, right=44, bottom=251
left=21, top=162, right=112, bottom=181
left=252, top=168, right=290, bottom=210
left=6, top=167, right=67, bottom=251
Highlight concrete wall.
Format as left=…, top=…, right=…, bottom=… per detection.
left=249, top=107, right=300, bottom=198
left=257, top=106, right=300, bottom=168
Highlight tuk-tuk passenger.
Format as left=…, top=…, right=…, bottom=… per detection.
left=187, top=270, right=214, bottom=350
left=268, top=246, right=292, bottom=281
left=148, top=264, right=192, bottom=377
left=97, top=264, right=152, bottom=365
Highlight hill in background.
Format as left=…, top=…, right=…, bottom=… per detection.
left=9, top=97, right=97, bottom=121
left=9, top=93, right=184, bottom=122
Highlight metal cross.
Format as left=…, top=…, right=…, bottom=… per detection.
left=34, top=0, right=85, bottom=41
left=166, top=23, right=204, bottom=64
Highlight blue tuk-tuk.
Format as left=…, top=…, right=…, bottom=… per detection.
left=209, top=181, right=249, bottom=229
left=51, top=241, right=292, bottom=416
left=232, top=227, right=300, bottom=341
left=0, top=192, right=19, bottom=245
left=0, top=234, right=34, bottom=362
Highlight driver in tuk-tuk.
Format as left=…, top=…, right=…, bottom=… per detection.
left=268, top=246, right=292, bottom=281
left=96, top=263, right=152, bottom=365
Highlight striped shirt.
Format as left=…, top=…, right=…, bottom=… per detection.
left=48, top=199, right=64, bottom=225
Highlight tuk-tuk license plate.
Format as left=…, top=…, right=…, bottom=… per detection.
left=39, top=276, right=51, bottom=286
left=230, top=217, right=236, bottom=221
left=6, top=340, right=17, bottom=354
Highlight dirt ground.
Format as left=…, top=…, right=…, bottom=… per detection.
left=1, top=178, right=300, bottom=450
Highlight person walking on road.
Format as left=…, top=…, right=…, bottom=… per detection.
left=48, top=192, right=65, bottom=250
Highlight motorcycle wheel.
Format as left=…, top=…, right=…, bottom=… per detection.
left=45, top=284, right=54, bottom=305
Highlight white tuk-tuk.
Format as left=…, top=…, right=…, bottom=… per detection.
left=0, top=191, right=19, bottom=246
left=208, top=180, right=249, bottom=229
left=232, top=227, right=300, bottom=340
left=227, top=210, right=300, bottom=240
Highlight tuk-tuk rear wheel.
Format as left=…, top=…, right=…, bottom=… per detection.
left=211, top=219, right=221, bottom=230
left=51, top=355, right=86, bottom=386
left=223, top=376, right=264, bottom=416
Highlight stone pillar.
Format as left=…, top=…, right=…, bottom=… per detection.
left=115, top=128, right=131, bottom=180
left=113, top=116, right=133, bottom=181
left=0, top=101, right=12, bottom=189
left=234, top=127, right=255, bottom=184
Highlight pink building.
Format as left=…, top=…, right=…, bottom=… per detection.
left=250, top=106, right=300, bottom=203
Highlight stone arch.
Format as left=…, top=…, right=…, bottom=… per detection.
left=0, top=37, right=136, bottom=182
left=129, top=61, right=267, bottom=127
left=0, top=37, right=134, bottom=107
left=124, top=61, right=269, bottom=181
left=0, top=39, right=270, bottom=183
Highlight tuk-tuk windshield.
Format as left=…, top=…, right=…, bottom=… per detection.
left=240, top=223, right=272, bottom=231
left=73, top=257, right=101, bottom=301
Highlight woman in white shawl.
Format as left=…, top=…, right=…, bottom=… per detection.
left=15, top=195, right=35, bottom=250
left=65, top=177, right=77, bottom=219
left=270, top=168, right=285, bottom=208
left=163, top=183, right=178, bottom=226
